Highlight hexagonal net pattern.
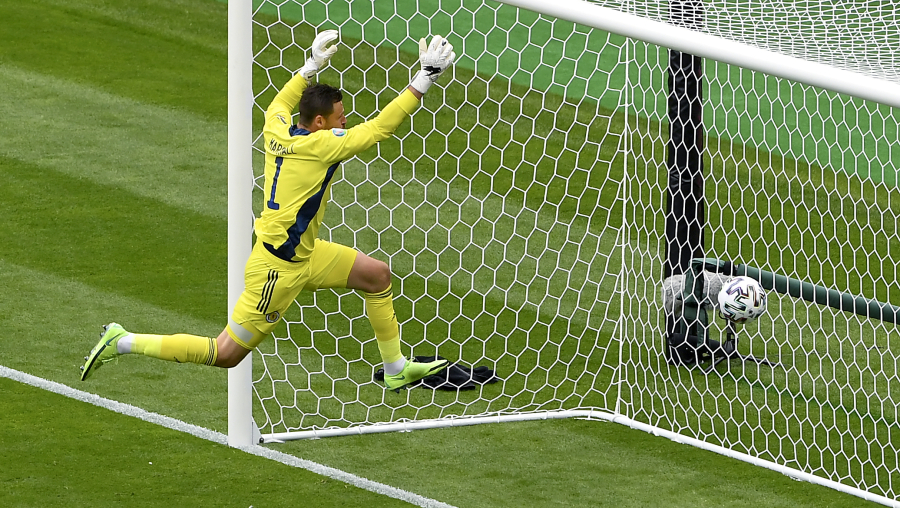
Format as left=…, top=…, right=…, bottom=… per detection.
left=613, top=4, right=900, bottom=503
left=588, top=0, right=900, bottom=84
left=250, top=0, right=626, bottom=437
left=246, top=0, right=899, bottom=500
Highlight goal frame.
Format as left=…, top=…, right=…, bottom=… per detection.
left=227, top=0, right=255, bottom=448
left=227, top=0, right=900, bottom=505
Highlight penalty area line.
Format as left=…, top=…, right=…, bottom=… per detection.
left=0, top=365, right=458, bottom=508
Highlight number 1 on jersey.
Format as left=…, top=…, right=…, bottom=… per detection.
left=267, top=156, right=283, bottom=210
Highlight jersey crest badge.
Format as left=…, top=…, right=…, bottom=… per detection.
left=331, top=128, right=346, bottom=137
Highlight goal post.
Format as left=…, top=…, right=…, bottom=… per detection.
left=230, top=0, right=900, bottom=503
left=227, top=0, right=254, bottom=448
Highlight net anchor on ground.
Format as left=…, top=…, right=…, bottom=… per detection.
left=700, top=321, right=782, bottom=374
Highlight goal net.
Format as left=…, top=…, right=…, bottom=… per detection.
left=249, top=0, right=626, bottom=435
left=241, top=0, right=900, bottom=501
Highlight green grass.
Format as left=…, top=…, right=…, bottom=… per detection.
left=0, top=0, right=895, bottom=506
left=0, top=378, right=407, bottom=508
left=247, top=0, right=900, bottom=501
left=284, top=416, right=882, bottom=508
left=1, top=376, right=875, bottom=508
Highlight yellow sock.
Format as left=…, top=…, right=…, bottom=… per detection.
left=130, top=333, right=218, bottom=366
left=364, top=284, right=403, bottom=364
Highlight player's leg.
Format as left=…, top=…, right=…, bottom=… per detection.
left=344, top=253, right=404, bottom=372
left=104, top=321, right=256, bottom=370
left=220, top=242, right=309, bottom=366
left=81, top=243, right=304, bottom=379
left=81, top=323, right=220, bottom=380
left=306, top=239, right=447, bottom=391
left=214, top=328, right=251, bottom=368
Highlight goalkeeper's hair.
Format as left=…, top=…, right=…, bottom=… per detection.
left=298, top=84, right=343, bottom=125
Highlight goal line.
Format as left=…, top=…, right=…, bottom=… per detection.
left=0, top=365, right=458, bottom=508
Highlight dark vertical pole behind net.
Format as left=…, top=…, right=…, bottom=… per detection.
left=665, top=1, right=705, bottom=355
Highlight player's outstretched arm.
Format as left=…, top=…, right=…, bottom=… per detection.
left=408, top=35, right=456, bottom=97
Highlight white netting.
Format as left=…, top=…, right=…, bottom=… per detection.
left=246, top=0, right=900, bottom=501
left=590, top=0, right=900, bottom=83
left=622, top=41, right=900, bottom=498
left=615, top=1, right=900, bottom=499
left=250, top=0, right=626, bottom=431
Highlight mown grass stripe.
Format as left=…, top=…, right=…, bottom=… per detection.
left=33, top=0, right=227, bottom=55
left=0, top=155, right=226, bottom=323
left=0, top=365, right=458, bottom=508
left=0, top=0, right=225, bottom=120
left=0, top=63, right=227, bottom=219
left=0, top=255, right=228, bottom=428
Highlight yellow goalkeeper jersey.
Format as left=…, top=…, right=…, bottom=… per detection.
left=256, top=74, right=420, bottom=262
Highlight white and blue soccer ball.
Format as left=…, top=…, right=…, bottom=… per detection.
left=717, top=276, right=767, bottom=323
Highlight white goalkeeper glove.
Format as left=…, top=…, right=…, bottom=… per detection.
left=410, top=35, right=456, bottom=94
left=299, top=29, right=339, bottom=79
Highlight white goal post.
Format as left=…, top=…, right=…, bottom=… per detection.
left=227, top=0, right=255, bottom=448
left=229, top=0, right=900, bottom=504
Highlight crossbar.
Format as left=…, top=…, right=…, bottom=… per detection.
left=497, top=0, right=900, bottom=109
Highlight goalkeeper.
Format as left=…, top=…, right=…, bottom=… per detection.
left=81, top=30, right=455, bottom=392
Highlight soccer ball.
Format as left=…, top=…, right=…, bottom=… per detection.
left=717, top=276, right=767, bottom=323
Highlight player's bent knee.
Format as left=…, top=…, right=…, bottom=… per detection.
left=217, top=352, right=246, bottom=369
left=215, top=329, right=252, bottom=368
left=349, top=254, right=393, bottom=293
left=372, top=259, right=392, bottom=291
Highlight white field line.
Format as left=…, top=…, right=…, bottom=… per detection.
left=0, top=365, right=457, bottom=508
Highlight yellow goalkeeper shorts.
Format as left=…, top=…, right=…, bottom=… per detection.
left=226, top=239, right=358, bottom=349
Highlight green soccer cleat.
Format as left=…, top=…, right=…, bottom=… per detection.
left=384, top=358, right=449, bottom=392
left=80, top=323, right=130, bottom=381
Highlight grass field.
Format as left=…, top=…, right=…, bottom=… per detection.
left=0, top=0, right=894, bottom=506
left=248, top=2, right=900, bottom=501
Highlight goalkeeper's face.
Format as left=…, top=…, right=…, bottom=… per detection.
left=317, top=101, right=346, bottom=130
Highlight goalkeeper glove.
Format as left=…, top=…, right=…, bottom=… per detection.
left=410, top=35, right=456, bottom=94
left=299, top=30, right=339, bottom=79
